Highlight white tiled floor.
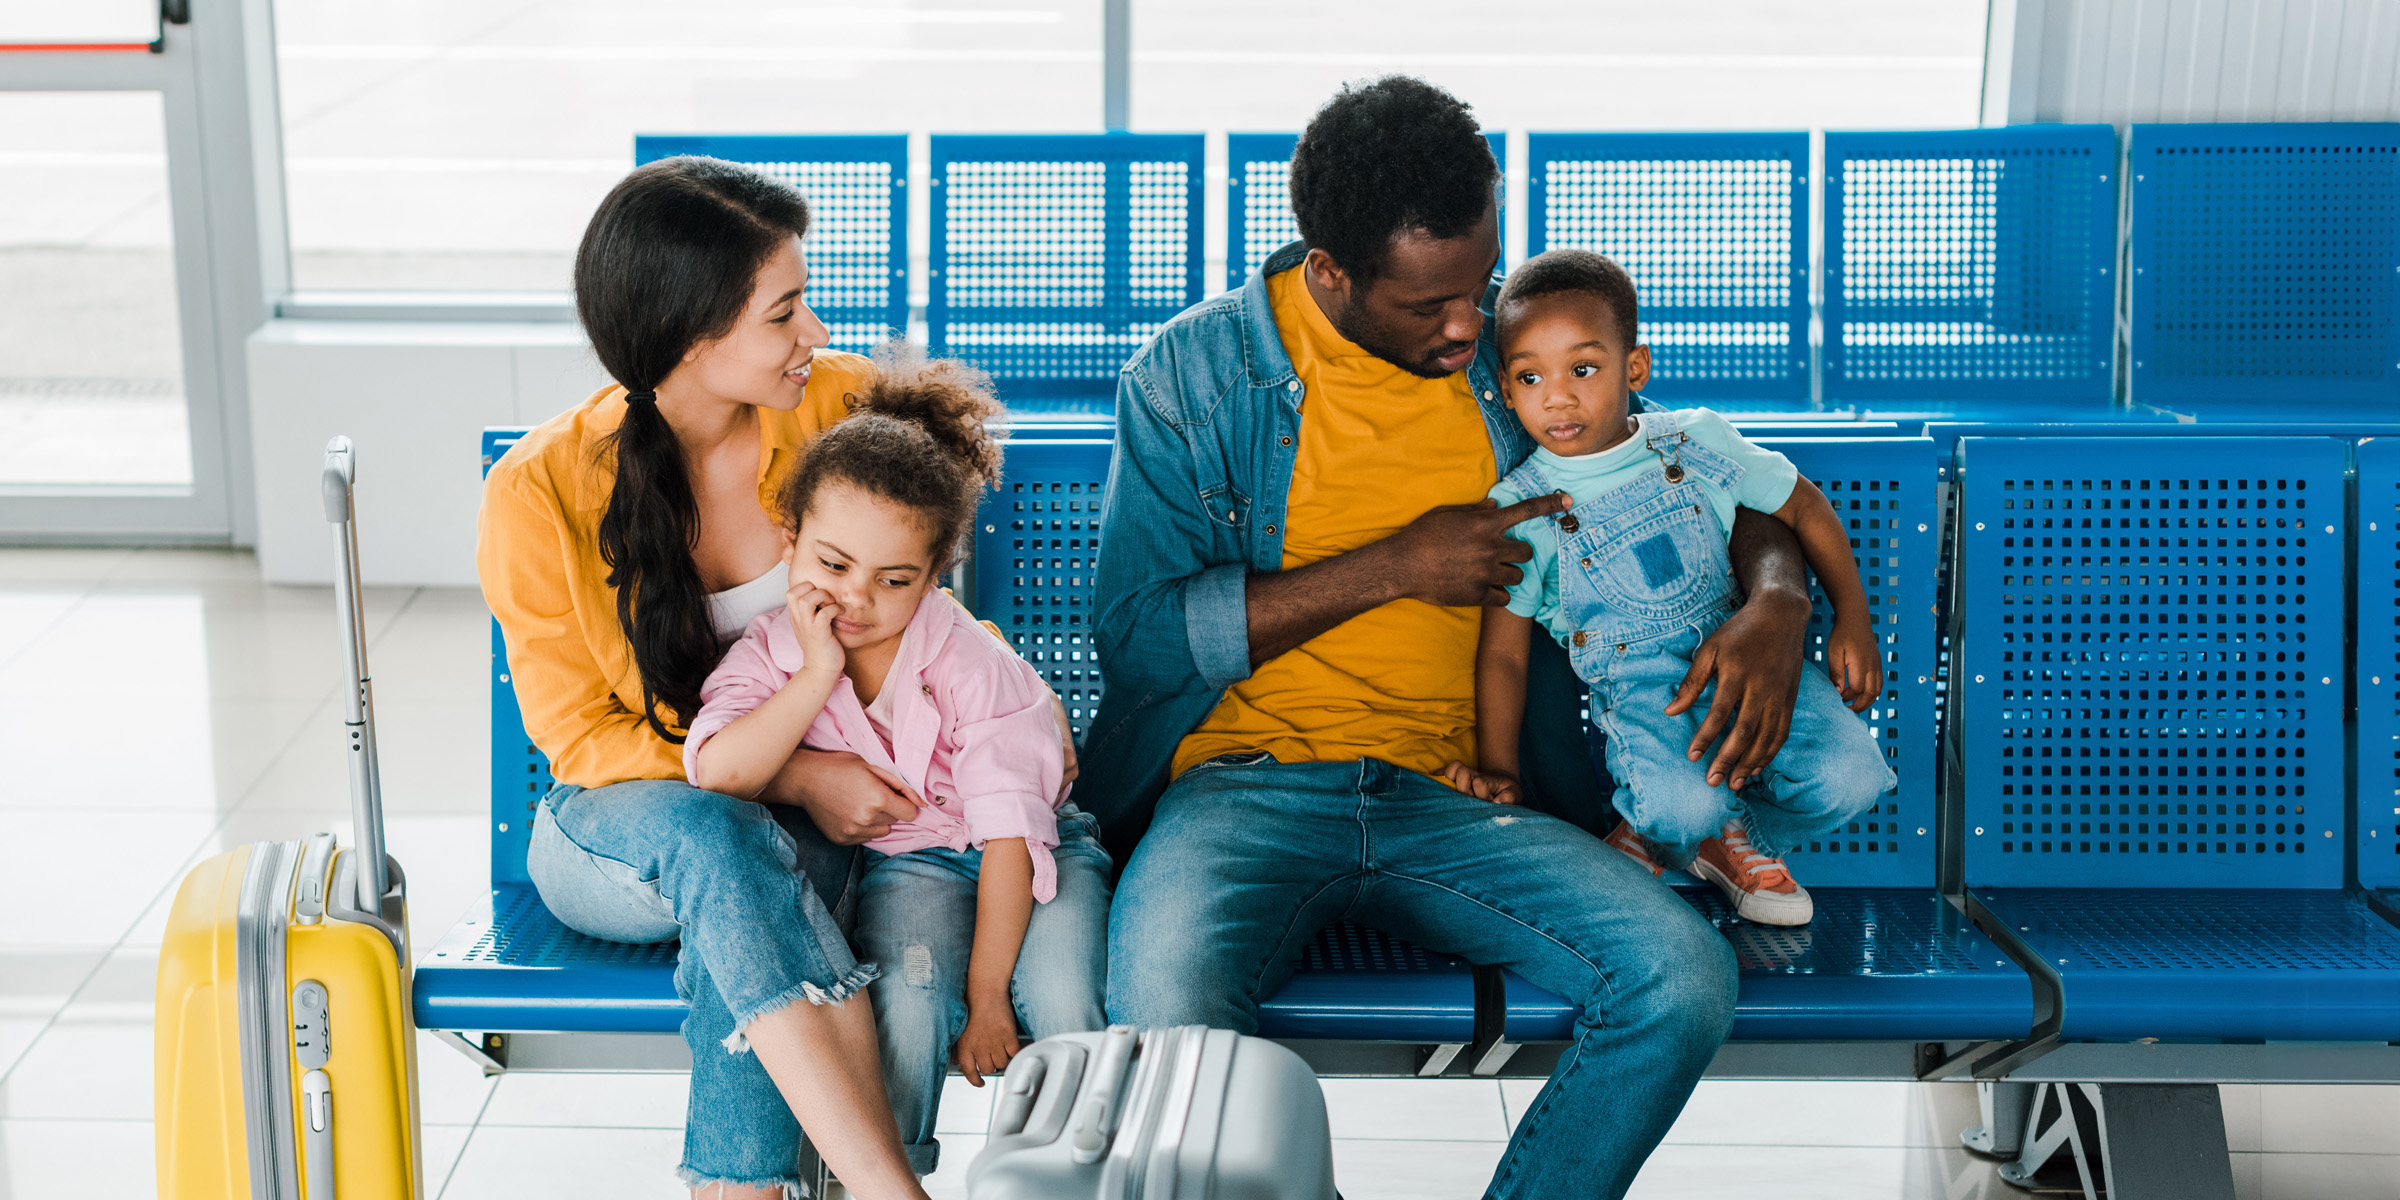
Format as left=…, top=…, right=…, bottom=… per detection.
left=5, top=546, right=2399, bottom=1199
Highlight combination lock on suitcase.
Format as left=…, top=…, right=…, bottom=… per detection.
left=156, top=437, right=423, bottom=1199
left=967, top=1025, right=1339, bottom=1200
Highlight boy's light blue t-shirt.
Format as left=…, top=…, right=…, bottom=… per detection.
left=1490, top=408, right=1801, bottom=648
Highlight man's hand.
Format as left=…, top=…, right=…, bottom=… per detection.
left=764, top=748, right=922, bottom=844
left=1439, top=761, right=1523, bottom=806
left=1381, top=494, right=1570, bottom=607
left=1665, top=588, right=1811, bottom=791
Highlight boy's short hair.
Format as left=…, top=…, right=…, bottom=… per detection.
left=1497, top=248, right=1641, bottom=354
left=1289, top=76, right=1498, bottom=285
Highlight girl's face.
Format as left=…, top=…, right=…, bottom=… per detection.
left=670, top=237, right=830, bottom=411
left=786, top=483, right=943, bottom=652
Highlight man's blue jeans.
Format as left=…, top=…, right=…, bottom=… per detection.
left=854, top=806, right=1112, bottom=1175
left=1107, top=756, right=1737, bottom=1200
left=528, top=780, right=870, bottom=1198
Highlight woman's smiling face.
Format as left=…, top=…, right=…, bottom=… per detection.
left=1499, top=290, right=1652, bottom=457
left=673, top=237, right=829, bottom=411
left=786, top=483, right=943, bottom=653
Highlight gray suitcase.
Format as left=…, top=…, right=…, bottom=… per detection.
left=965, top=1025, right=1338, bottom=1200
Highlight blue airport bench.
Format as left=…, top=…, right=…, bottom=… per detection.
left=1496, top=436, right=2037, bottom=1050
left=2127, top=123, right=2400, bottom=414
left=2363, top=437, right=2400, bottom=895
left=1952, top=435, right=2400, bottom=1042
left=1224, top=131, right=1508, bottom=294
left=1527, top=132, right=1811, bottom=407
left=1823, top=126, right=2119, bottom=413
left=632, top=135, right=910, bottom=354
left=927, top=133, right=1206, bottom=414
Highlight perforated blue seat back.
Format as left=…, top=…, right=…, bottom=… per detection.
left=483, top=427, right=549, bottom=884
left=1528, top=133, right=1810, bottom=405
left=2129, top=123, right=2400, bottom=407
left=1823, top=126, right=2118, bottom=407
left=1224, top=132, right=1507, bottom=294
left=973, top=434, right=1112, bottom=738
left=928, top=134, right=1205, bottom=411
left=1760, top=437, right=1941, bottom=886
left=633, top=136, right=910, bottom=353
left=1954, top=436, right=2347, bottom=889
left=2361, top=438, right=2400, bottom=889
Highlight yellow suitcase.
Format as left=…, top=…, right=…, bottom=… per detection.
left=156, top=437, right=423, bottom=1199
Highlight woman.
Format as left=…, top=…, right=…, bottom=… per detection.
left=479, top=157, right=956, bottom=1200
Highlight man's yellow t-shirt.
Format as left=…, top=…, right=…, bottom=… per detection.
left=1171, top=266, right=1497, bottom=780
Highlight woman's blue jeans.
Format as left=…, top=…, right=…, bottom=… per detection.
left=527, top=779, right=872, bottom=1198
left=854, top=806, right=1112, bottom=1176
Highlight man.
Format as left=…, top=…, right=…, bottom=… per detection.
left=1080, top=77, right=1815, bottom=1199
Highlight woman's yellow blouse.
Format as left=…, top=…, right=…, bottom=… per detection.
left=476, top=350, right=872, bottom=788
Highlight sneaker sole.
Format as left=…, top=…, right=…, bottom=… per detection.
left=1690, top=857, right=1814, bottom=926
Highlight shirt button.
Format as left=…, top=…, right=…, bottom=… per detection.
left=1264, top=524, right=1278, bottom=535
left=1482, top=390, right=1494, bottom=401
left=1280, top=435, right=1292, bottom=446
left=1572, top=631, right=1587, bottom=647
left=1286, top=380, right=1301, bottom=391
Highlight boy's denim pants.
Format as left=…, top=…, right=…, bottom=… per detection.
left=855, top=806, right=1111, bottom=1175
left=1108, top=755, right=1738, bottom=1200
left=527, top=779, right=870, bottom=1199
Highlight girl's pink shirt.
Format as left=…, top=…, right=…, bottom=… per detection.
left=684, top=589, right=1072, bottom=901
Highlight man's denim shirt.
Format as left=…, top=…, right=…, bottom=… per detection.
left=1078, top=242, right=1534, bottom=844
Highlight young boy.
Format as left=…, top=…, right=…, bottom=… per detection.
left=1442, top=249, right=1894, bottom=925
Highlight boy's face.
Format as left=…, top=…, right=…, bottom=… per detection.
left=1499, top=292, right=1652, bottom=457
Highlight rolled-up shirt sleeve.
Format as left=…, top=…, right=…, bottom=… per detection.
left=944, top=648, right=1070, bottom=902
left=682, top=611, right=793, bottom=783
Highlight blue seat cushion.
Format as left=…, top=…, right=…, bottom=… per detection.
left=417, top=884, right=1478, bottom=1043
left=1970, top=888, right=2400, bottom=1042
left=1501, top=888, right=2037, bottom=1043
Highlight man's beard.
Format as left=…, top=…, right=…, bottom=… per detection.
left=1329, top=298, right=1476, bottom=380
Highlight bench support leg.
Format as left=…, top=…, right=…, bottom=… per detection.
left=1961, top=1079, right=2038, bottom=1157
left=1990, top=1081, right=2234, bottom=1200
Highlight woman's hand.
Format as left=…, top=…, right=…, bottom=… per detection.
left=1825, top=614, right=1884, bottom=712
left=1439, top=761, right=1523, bottom=806
left=784, top=580, right=846, bottom=678
left=953, top=1002, right=1020, bottom=1087
left=762, top=749, right=922, bottom=844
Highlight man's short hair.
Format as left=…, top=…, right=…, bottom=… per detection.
left=1497, top=248, right=1641, bottom=353
left=1288, top=76, right=1498, bottom=284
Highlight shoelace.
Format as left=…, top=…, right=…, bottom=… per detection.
left=1718, top=823, right=1794, bottom=887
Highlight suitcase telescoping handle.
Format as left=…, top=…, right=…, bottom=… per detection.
left=322, top=436, right=391, bottom=914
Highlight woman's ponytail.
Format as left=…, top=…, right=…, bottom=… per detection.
left=577, top=157, right=811, bottom=740
left=778, top=342, right=1005, bottom=573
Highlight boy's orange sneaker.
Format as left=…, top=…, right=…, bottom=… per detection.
left=1691, top=819, right=1813, bottom=926
left=1603, top=822, right=1664, bottom=877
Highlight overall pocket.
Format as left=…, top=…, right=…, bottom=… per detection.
left=1568, top=498, right=1731, bottom=623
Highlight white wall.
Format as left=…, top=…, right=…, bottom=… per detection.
left=247, top=320, right=609, bottom=586
left=1984, top=0, right=2400, bottom=124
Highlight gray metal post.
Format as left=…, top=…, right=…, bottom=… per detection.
left=1103, top=0, right=1130, bottom=131
left=2092, top=1084, right=2235, bottom=1200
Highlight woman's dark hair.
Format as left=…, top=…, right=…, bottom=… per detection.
left=1497, top=248, right=1642, bottom=353
left=1289, top=75, right=1497, bottom=285
left=779, top=342, right=1004, bottom=574
left=576, top=155, right=810, bottom=741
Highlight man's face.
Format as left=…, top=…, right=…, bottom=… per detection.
left=1308, top=198, right=1500, bottom=379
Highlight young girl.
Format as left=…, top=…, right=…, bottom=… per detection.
left=1445, top=249, right=1895, bottom=926
left=685, top=346, right=1110, bottom=1179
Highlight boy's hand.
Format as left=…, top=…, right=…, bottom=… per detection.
left=953, top=1002, right=1020, bottom=1087
left=1439, top=761, right=1523, bottom=806
left=1826, top=615, right=1884, bottom=711
left=784, top=581, right=847, bottom=677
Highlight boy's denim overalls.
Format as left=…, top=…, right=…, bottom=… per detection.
left=1504, top=410, right=1895, bottom=866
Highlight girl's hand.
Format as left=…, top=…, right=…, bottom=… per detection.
left=952, top=1004, right=1020, bottom=1086
left=784, top=581, right=846, bottom=678
left=1826, top=615, right=1884, bottom=712
left=1439, top=761, right=1523, bottom=806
